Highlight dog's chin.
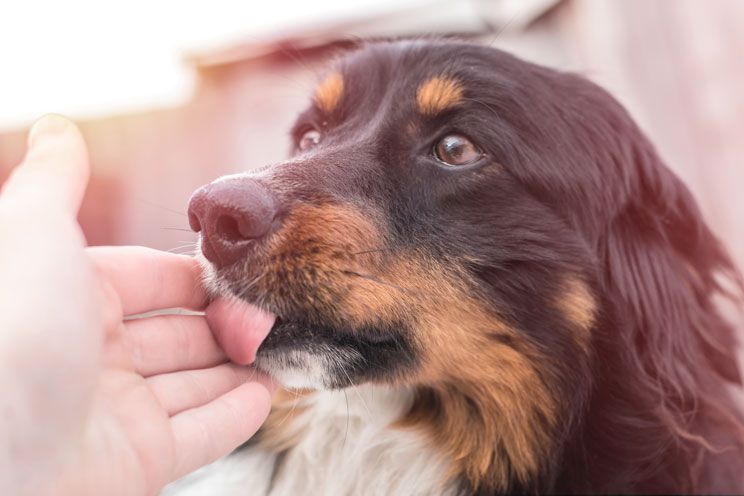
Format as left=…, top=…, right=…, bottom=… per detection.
left=252, top=318, right=366, bottom=390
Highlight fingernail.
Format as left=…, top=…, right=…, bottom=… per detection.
left=27, top=114, right=70, bottom=148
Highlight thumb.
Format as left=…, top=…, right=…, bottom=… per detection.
left=1, top=114, right=89, bottom=215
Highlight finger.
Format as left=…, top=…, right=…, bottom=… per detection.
left=87, top=246, right=207, bottom=315
left=1, top=115, right=89, bottom=214
left=147, top=363, right=272, bottom=416
left=124, top=315, right=225, bottom=377
left=169, top=380, right=273, bottom=481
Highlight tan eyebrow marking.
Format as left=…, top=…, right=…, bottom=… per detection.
left=314, top=72, right=344, bottom=113
left=416, top=76, right=464, bottom=115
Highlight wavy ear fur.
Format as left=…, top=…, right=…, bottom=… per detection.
left=605, top=140, right=743, bottom=383
left=596, top=131, right=744, bottom=491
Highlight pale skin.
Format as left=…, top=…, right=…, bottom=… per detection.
left=0, top=115, right=274, bottom=496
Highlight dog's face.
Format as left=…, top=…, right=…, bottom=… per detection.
left=190, top=40, right=595, bottom=395
left=189, top=39, right=743, bottom=492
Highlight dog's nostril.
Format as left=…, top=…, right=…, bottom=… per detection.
left=215, top=214, right=247, bottom=242
left=188, top=210, right=202, bottom=233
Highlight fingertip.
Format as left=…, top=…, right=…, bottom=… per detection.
left=27, top=114, right=76, bottom=148
left=2, top=114, right=90, bottom=214
left=169, top=377, right=275, bottom=480
left=234, top=381, right=274, bottom=422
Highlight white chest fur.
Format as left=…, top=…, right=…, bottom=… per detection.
left=163, top=385, right=458, bottom=496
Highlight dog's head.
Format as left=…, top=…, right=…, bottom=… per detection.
left=189, top=40, right=743, bottom=493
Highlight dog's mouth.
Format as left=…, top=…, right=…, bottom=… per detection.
left=204, top=273, right=417, bottom=390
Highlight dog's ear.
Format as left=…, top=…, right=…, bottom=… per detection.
left=599, top=139, right=743, bottom=385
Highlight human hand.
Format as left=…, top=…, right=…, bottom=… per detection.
left=0, top=116, right=276, bottom=496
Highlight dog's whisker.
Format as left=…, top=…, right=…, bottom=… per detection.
left=461, top=97, right=508, bottom=127
left=274, top=388, right=302, bottom=429
left=134, top=196, right=188, bottom=217
left=348, top=247, right=396, bottom=256
left=291, top=240, right=395, bottom=259
left=340, top=269, right=413, bottom=294
left=164, top=241, right=197, bottom=255
left=168, top=248, right=196, bottom=255
left=347, top=373, right=373, bottom=419
left=165, top=243, right=198, bottom=255
left=485, top=12, right=519, bottom=48
left=342, top=389, right=350, bottom=449
left=273, top=39, right=318, bottom=79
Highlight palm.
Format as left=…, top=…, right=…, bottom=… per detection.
left=83, top=370, right=172, bottom=496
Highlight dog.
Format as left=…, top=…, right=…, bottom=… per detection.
left=171, top=39, right=744, bottom=494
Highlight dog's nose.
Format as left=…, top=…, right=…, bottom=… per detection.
left=188, top=178, right=277, bottom=268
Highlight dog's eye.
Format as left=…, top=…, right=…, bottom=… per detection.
left=433, top=134, right=482, bottom=166
left=298, top=129, right=321, bottom=151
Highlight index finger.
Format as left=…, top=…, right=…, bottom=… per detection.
left=87, top=246, right=207, bottom=315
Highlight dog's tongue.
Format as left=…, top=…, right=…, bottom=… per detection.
left=205, top=297, right=276, bottom=365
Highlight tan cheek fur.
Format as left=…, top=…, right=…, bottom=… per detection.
left=251, top=203, right=383, bottom=318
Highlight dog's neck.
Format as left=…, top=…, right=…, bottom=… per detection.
left=164, top=384, right=460, bottom=496
left=164, top=384, right=461, bottom=496
left=260, top=384, right=459, bottom=496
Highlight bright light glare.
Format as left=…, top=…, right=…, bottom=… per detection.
left=0, top=0, right=419, bottom=131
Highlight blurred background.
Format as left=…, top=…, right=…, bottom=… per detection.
left=0, top=0, right=742, bottom=270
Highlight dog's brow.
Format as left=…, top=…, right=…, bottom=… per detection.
left=314, top=72, right=344, bottom=113
left=416, top=76, right=464, bottom=115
